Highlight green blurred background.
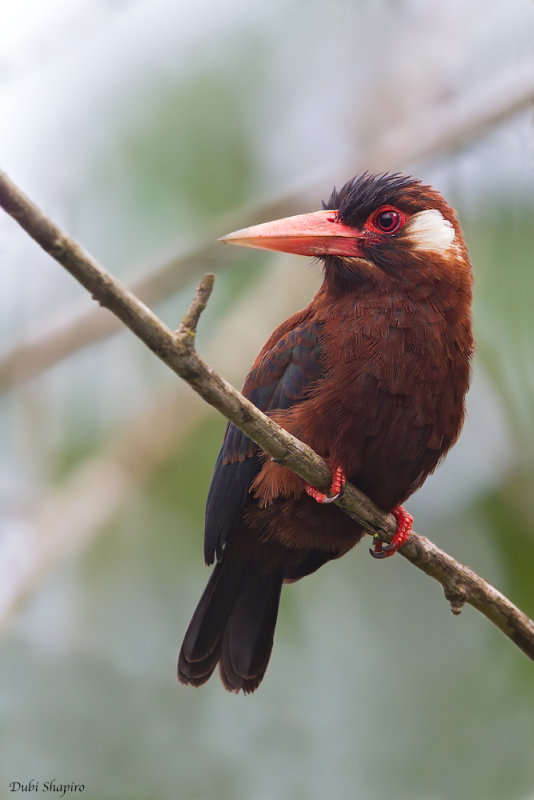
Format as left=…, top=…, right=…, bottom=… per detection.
left=1, top=1, right=534, bottom=798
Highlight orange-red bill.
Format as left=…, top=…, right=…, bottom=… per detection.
left=219, top=210, right=363, bottom=258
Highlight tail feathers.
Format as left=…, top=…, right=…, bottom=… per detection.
left=220, top=568, right=283, bottom=694
left=178, top=554, right=283, bottom=693
left=178, top=557, right=244, bottom=688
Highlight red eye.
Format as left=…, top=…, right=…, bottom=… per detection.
left=372, top=206, right=404, bottom=234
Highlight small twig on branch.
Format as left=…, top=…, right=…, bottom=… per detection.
left=177, top=274, right=215, bottom=336
left=1, top=170, right=534, bottom=662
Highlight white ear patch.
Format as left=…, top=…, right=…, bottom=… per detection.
left=405, top=209, right=456, bottom=254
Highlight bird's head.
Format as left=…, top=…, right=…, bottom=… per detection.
left=220, top=172, right=471, bottom=294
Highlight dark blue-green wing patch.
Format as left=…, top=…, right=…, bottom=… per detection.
left=204, top=321, right=324, bottom=564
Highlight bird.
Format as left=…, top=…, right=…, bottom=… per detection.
left=178, top=172, right=473, bottom=694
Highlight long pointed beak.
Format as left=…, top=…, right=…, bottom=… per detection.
left=219, top=210, right=363, bottom=258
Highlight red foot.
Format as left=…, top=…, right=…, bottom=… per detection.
left=370, top=505, right=413, bottom=559
left=305, top=466, right=346, bottom=504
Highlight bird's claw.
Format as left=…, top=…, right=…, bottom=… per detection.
left=369, top=505, right=413, bottom=559
left=305, top=466, right=346, bottom=504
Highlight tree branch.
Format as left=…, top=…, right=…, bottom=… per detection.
left=1, top=170, right=534, bottom=662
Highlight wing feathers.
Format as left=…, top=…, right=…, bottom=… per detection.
left=204, top=317, right=324, bottom=562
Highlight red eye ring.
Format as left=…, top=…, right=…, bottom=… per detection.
left=371, top=206, right=404, bottom=234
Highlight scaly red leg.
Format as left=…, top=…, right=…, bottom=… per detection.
left=369, top=505, right=413, bottom=559
left=305, top=466, right=346, bottom=504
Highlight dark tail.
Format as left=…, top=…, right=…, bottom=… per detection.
left=178, top=552, right=283, bottom=694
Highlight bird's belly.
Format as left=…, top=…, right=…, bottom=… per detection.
left=301, top=372, right=466, bottom=512
left=243, top=495, right=364, bottom=558
left=339, top=391, right=463, bottom=510
left=351, top=433, right=440, bottom=511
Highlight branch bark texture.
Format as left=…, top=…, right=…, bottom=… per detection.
left=1, top=170, right=534, bottom=662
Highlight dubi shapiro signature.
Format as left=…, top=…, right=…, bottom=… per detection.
left=9, top=780, right=85, bottom=797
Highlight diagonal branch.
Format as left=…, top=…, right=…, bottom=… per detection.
left=1, top=169, right=534, bottom=662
